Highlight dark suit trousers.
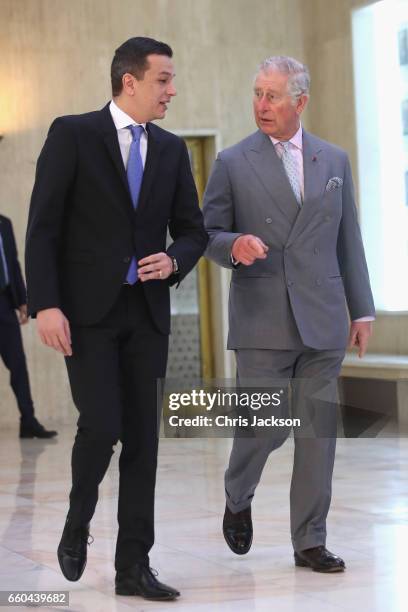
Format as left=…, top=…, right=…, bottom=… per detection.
left=0, top=289, right=35, bottom=424
left=64, top=283, right=168, bottom=570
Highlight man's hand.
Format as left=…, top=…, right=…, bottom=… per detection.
left=37, top=307, right=72, bottom=356
left=232, top=234, right=269, bottom=265
left=348, top=321, right=373, bottom=358
left=17, top=304, right=29, bottom=325
left=138, top=252, right=173, bottom=282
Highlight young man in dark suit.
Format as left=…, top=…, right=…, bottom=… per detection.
left=0, top=214, right=57, bottom=438
left=26, top=37, right=208, bottom=600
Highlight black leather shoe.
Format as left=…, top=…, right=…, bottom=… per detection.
left=294, top=546, right=345, bottom=573
left=57, top=520, right=91, bottom=581
left=115, top=564, right=180, bottom=600
left=223, top=504, right=252, bottom=555
left=20, top=419, right=58, bottom=439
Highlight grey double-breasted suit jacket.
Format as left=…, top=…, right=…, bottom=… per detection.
left=203, top=129, right=375, bottom=350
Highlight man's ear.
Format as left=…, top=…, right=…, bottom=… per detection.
left=296, top=94, right=309, bottom=115
left=122, top=73, right=137, bottom=96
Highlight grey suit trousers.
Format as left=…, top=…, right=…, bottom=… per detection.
left=225, top=347, right=345, bottom=552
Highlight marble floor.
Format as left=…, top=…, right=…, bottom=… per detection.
left=0, top=426, right=407, bottom=611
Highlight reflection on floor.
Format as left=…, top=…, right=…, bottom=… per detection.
left=0, top=426, right=407, bottom=611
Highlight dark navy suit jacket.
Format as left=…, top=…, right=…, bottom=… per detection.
left=26, top=104, right=208, bottom=333
left=0, top=215, right=26, bottom=309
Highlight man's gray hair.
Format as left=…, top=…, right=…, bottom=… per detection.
left=257, top=56, right=310, bottom=100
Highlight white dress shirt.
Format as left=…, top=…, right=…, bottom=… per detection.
left=109, top=99, right=147, bottom=169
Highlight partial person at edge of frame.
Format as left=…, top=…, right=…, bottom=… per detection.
left=0, top=213, right=57, bottom=439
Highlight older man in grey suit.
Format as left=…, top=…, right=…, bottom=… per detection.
left=203, top=56, right=375, bottom=572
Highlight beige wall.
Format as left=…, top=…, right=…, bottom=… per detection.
left=0, top=0, right=308, bottom=425
left=0, top=0, right=402, bottom=427
left=301, top=0, right=408, bottom=354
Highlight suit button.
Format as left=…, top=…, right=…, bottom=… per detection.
left=266, top=218, right=272, bottom=224
left=316, top=279, right=322, bottom=286
left=314, top=247, right=319, bottom=254
left=123, top=256, right=131, bottom=263
left=324, top=215, right=331, bottom=221
left=287, top=280, right=293, bottom=287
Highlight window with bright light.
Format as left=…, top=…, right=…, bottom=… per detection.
left=352, top=0, right=408, bottom=311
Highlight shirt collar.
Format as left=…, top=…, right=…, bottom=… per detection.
left=270, top=123, right=303, bottom=150
left=109, top=99, right=147, bottom=132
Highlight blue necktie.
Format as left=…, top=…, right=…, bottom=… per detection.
left=0, top=233, right=9, bottom=290
left=126, top=125, right=144, bottom=284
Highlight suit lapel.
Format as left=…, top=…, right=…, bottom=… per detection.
left=286, top=131, right=326, bottom=246
left=100, top=105, right=131, bottom=194
left=244, top=130, right=300, bottom=225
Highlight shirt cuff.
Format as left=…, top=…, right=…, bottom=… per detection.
left=230, top=253, right=240, bottom=267
left=352, top=316, right=375, bottom=322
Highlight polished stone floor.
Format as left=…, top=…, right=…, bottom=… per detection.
left=0, top=426, right=407, bottom=611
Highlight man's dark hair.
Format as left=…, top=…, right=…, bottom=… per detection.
left=111, top=36, right=173, bottom=96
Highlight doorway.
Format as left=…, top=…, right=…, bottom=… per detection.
left=166, top=136, right=215, bottom=382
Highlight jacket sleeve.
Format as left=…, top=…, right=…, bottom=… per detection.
left=202, top=154, right=242, bottom=269
left=337, top=154, right=375, bottom=319
left=25, top=118, right=77, bottom=316
left=8, top=220, right=27, bottom=307
left=166, top=140, right=208, bottom=286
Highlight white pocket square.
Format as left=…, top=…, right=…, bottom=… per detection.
left=325, top=177, right=343, bottom=192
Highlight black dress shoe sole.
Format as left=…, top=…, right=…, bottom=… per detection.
left=294, top=558, right=345, bottom=573
left=115, top=587, right=179, bottom=600
left=223, top=530, right=253, bottom=555
left=20, top=432, right=58, bottom=439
